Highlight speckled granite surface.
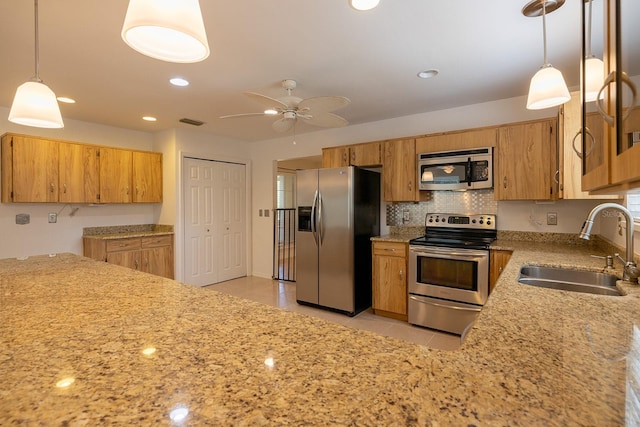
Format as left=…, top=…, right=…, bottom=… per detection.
left=83, top=224, right=174, bottom=240
left=1, top=249, right=639, bottom=425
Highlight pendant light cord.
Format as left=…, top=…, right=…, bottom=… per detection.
left=33, top=0, right=41, bottom=82
left=586, top=0, right=593, bottom=57
left=542, top=0, right=548, bottom=65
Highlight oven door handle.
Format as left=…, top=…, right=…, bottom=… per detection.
left=409, top=295, right=482, bottom=312
left=410, top=246, right=487, bottom=259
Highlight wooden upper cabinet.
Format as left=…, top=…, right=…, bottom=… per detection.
left=132, top=151, right=163, bottom=203
left=383, top=138, right=418, bottom=202
left=495, top=119, right=558, bottom=201
left=415, top=127, right=497, bottom=153
left=1, top=134, right=58, bottom=203
left=99, top=147, right=133, bottom=203
left=322, top=142, right=382, bottom=168
left=322, top=146, right=349, bottom=168
left=59, top=142, right=100, bottom=203
left=349, top=142, right=381, bottom=166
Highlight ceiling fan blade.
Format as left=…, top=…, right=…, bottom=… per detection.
left=272, top=118, right=296, bottom=133
left=302, top=112, right=348, bottom=128
left=244, top=92, right=288, bottom=110
left=298, top=96, right=350, bottom=113
left=219, top=112, right=267, bottom=119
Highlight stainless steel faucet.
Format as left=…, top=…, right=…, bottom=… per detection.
left=580, top=203, right=640, bottom=283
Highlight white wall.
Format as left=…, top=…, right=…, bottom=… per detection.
left=0, top=106, right=157, bottom=260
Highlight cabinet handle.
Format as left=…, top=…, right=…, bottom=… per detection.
left=63, top=183, right=67, bottom=194
left=50, top=183, right=55, bottom=193
left=503, top=176, right=507, bottom=189
left=554, top=170, right=559, bottom=184
left=342, top=151, right=347, bottom=163
left=126, top=186, right=130, bottom=195
left=136, top=186, right=139, bottom=195
left=134, top=260, right=139, bottom=269
left=399, top=269, right=403, bottom=280
left=383, top=248, right=396, bottom=252
left=596, top=71, right=638, bottom=126
left=408, top=181, right=412, bottom=192
left=350, top=151, right=355, bottom=163
left=571, top=128, right=595, bottom=159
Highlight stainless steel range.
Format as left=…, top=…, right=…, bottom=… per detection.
left=408, top=213, right=497, bottom=335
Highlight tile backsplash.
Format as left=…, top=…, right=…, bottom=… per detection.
left=386, top=189, right=497, bottom=226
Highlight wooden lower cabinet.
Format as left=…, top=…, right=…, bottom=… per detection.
left=84, top=234, right=174, bottom=279
left=489, top=249, right=512, bottom=293
left=372, top=241, right=408, bottom=321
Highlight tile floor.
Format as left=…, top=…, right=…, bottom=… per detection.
left=205, top=276, right=463, bottom=351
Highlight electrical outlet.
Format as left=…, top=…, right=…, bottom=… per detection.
left=546, top=212, right=557, bottom=226
left=48, top=212, right=57, bottom=223
left=403, top=209, right=410, bottom=223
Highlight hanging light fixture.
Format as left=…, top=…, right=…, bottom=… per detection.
left=349, top=0, right=380, bottom=11
left=8, top=0, right=63, bottom=129
left=584, top=0, right=604, bottom=102
left=524, top=0, right=570, bottom=110
left=121, top=0, right=210, bottom=63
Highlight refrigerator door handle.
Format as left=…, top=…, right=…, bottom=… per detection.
left=317, top=192, right=323, bottom=247
left=311, top=190, right=319, bottom=247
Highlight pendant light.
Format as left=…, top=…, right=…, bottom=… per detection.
left=121, top=0, right=210, bottom=63
left=8, top=0, right=63, bottom=129
left=584, top=0, right=605, bottom=102
left=350, top=0, right=380, bottom=11
left=524, top=0, right=570, bottom=110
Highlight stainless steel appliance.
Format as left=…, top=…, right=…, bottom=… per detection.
left=296, top=167, right=380, bottom=316
left=418, top=147, right=493, bottom=191
left=408, top=213, right=497, bottom=335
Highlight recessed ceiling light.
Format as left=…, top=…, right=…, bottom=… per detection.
left=417, top=69, right=439, bottom=79
left=350, top=0, right=380, bottom=11
left=56, top=97, right=76, bottom=104
left=169, top=77, right=190, bottom=87
left=142, top=116, right=157, bottom=122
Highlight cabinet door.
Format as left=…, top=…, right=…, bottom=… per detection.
left=322, top=146, right=349, bottom=168
left=132, top=151, right=163, bottom=203
left=59, top=142, right=100, bottom=203
left=373, top=254, right=407, bottom=316
left=99, top=147, right=132, bottom=203
left=495, top=120, right=557, bottom=200
left=383, top=138, right=418, bottom=202
left=350, top=142, right=382, bottom=166
left=6, top=134, right=59, bottom=202
left=107, top=250, right=141, bottom=271
left=141, top=246, right=174, bottom=279
left=489, top=250, right=512, bottom=293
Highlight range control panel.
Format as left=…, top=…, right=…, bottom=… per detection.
left=425, top=213, right=496, bottom=230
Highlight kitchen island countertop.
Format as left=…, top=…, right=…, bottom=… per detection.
left=1, top=245, right=638, bottom=425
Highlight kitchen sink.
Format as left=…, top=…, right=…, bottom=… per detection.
left=517, top=265, right=621, bottom=296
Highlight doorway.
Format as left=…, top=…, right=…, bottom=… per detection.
left=183, top=157, right=247, bottom=286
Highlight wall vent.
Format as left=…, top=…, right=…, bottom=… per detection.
left=179, top=118, right=205, bottom=126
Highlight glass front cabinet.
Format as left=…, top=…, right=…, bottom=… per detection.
left=581, top=0, right=640, bottom=193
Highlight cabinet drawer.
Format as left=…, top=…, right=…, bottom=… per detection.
left=142, top=235, right=173, bottom=248
left=106, top=238, right=141, bottom=252
left=373, top=241, right=407, bottom=257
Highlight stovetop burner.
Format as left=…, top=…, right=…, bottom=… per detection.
left=410, top=213, right=497, bottom=250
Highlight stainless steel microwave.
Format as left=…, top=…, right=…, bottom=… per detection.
left=418, top=147, right=493, bottom=191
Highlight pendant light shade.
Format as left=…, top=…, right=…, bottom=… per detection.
left=524, top=0, right=570, bottom=110
left=349, top=0, right=380, bottom=11
left=584, top=56, right=605, bottom=102
left=121, top=0, right=210, bottom=63
left=526, top=64, right=571, bottom=110
left=9, top=81, right=63, bottom=128
left=8, top=0, right=63, bottom=129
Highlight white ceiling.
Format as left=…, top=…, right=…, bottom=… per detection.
left=0, top=0, right=633, bottom=142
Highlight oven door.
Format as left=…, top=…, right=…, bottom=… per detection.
left=408, top=245, right=489, bottom=306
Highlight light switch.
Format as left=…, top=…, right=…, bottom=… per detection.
left=259, top=209, right=263, bottom=217
left=264, top=209, right=270, bottom=217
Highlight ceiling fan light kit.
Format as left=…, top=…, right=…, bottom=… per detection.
left=121, top=0, right=210, bottom=63
left=9, top=0, right=64, bottom=129
left=524, top=0, right=570, bottom=110
left=220, top=79, right=351, bottom=134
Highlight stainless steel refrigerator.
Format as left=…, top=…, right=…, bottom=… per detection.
left=296, top=166, right=380, bottom=316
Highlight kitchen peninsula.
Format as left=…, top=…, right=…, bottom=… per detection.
left=1, top=245, right=638, bottom=425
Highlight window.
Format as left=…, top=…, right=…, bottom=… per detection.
left=627, top=193, right=640, bottom=224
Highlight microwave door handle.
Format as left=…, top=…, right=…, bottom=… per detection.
left=466, top=157, right=472, bottom=187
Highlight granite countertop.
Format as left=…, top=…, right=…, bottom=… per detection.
left=82, top=224, right=174, bottom=240
left=1, top=244, right=639, bottom=425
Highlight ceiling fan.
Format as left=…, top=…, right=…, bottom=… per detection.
left=220, top=79, right=350, bottom=133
